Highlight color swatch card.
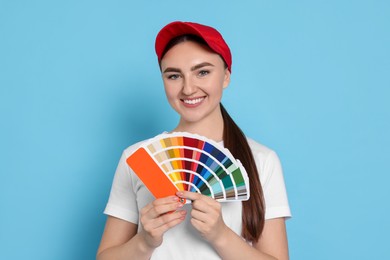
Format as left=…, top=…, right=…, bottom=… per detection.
left=126, top=132, right=250, bottom=203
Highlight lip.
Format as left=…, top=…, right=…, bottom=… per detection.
left=181, top=96, right=206, bottom=107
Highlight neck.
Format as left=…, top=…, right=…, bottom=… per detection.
left=172, top=111, right=224, bottom=142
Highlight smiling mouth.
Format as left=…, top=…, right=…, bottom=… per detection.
left=182, top=97, right=205, bottom=105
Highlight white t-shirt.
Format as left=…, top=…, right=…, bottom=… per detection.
left=104, top=136, right=291, bottom=259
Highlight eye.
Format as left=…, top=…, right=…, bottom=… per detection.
left=198, top=70, right=209, bottom=77
left=166, top=74, right=180, bottom=80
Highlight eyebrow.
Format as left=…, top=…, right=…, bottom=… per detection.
left=191, top=62, right=214, bottom=71
left=162, top=62, right=214, bottom=74
left=163, top=67, right=181, bottom=73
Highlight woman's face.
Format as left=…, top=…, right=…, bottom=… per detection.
left=160, top=40, right=230, bottom=125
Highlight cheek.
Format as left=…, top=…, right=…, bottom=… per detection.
left=164, top=89, right=173, bottom=100
left=163, top=84, right=178, bottom=102
left=210, top=78, right=226, bottom=95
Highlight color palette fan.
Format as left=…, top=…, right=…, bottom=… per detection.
left=126, top=132, right=250, bottom=203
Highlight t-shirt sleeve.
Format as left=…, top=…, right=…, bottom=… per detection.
left=103, top=151, right=139, bottom=224
left=259, top=150, right=292, bottom=220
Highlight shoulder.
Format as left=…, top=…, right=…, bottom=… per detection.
left=246, top=137, right=278, bottom=160
left=122, top=140, right=146, bottom=156
left=245, top=137, right=282, bottom=177
left=121, top=133, right=161, bottom=157
left=121, top=132, right=168, bottom=156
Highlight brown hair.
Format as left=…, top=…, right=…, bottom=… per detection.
left=160, top=35, right=265, bottom=243
left=220, top=104, right=265, bottom=242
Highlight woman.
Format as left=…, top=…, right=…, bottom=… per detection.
left=97, top=21, right=291, bottom=260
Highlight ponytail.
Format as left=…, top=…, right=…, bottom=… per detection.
left=221, top=103, right=265, bottom=243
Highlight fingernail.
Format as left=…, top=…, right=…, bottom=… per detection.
left=172, top=196, right=179, bottom=201
left=180, top=210, right=186, bottom=215
left=177, top=202, right=184, bottom=208
left=176, top=191, right=184, bottom=196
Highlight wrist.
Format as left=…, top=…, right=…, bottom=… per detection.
left=212, top=225, right=232, bottom=249
left=137, top=232, right=158, bottom=255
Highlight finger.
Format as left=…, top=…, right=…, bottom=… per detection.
left=177, top=191, right=217, bottom=206
left=176, top=191, right=203, bottom=201
left=160, top=209, right=187, bottom=226
left=189, top=197, right=221, bottom=216
left=190, top=217, right=204, bottom=230
left=141, top=210, right=187, bottom=247
left=191, top=203, right=221, bottom=221
left=198, top=194, right=219, bottom=206
left=148, top=201, right=184, bottom=219
left=143, top=195, right=182, bottom=216
left=190, top=217, right=215, bottom=236
left=150, top=211, right=187, bottom=235
left=153, top=195, right=182, bottom=205
left=141, top=196, right=179, bottom=214
left=144, top=210, right=187, bottom=231
left=190, top=217, right=222, bottom=242
left=191, top=200, right=222, bottom=225
left=190, top=208, right=209, bottom=223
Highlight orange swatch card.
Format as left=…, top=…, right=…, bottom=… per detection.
left=126, top=147, right=186, bottom=204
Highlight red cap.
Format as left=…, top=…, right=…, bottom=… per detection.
left=155, top=21, right=232, bottom=72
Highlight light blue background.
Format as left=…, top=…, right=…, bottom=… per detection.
left=1, top=1, right=389, bottom=259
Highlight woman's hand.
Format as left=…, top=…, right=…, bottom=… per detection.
left=139, top=196, right=186, bottom=249
left=176, top=191, right=228, bottom=244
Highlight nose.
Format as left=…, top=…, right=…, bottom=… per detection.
left=182, top=76, right=196, bottom=96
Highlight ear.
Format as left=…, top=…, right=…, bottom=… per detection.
left=223, top=69, right=231, bottom=89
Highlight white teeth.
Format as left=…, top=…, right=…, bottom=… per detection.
left=183, top=97, right=204, bottom=105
